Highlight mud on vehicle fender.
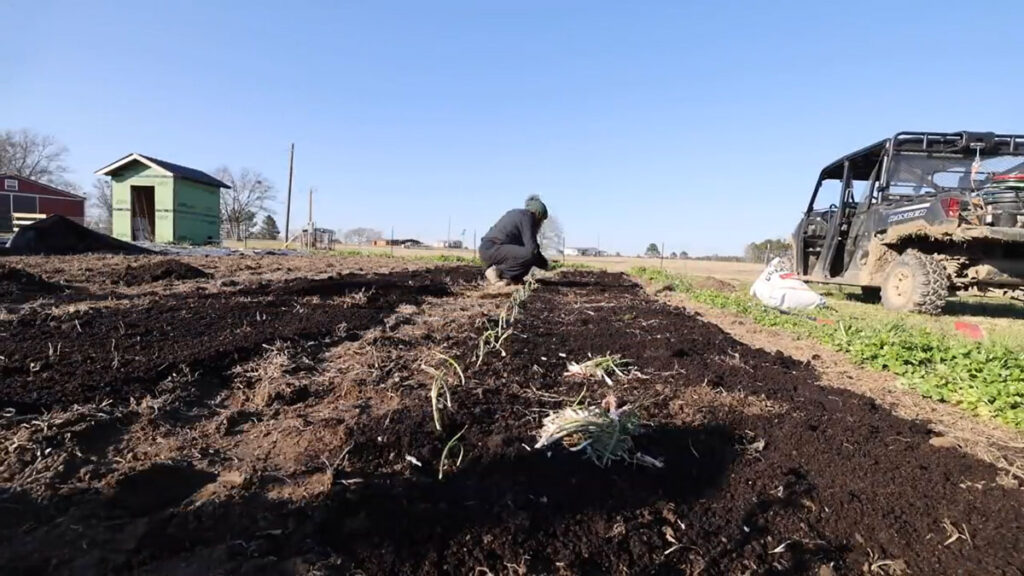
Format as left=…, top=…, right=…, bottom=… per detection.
left=880, top=249, right=950, bottom=314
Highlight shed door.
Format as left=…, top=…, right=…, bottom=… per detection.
left=130, top=186, right=156, bottom=241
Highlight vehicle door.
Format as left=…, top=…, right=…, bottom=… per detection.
left=817, top=161, right=857, bottom=278
left=795, top=176, right=842, bottom=277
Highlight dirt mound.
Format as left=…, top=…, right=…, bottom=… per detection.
left=118, top=259, right=212, bottom=286
left=0, top=264, right=65, bottom=302
left=6, top=215, right=151, bottom=256
left=692, top=275, right=738, bottom=293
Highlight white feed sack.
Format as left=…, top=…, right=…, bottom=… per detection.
left=750, top=257, right=826, bottom=311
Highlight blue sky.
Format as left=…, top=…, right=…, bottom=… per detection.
left=5, top=1, right=1024, bottom=255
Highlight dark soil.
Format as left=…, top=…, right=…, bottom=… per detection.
left=691, top=275, right=738, bottom=293
left=0, top=264, right=66, bottom=303
left=0, top=267, right=478, bottom=411
left=117, top=259, right=212, bottom=286
left=2, top=267, right=1022, bottom=575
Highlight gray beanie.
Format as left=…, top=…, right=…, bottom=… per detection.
left=524, top=194, right=548, bottom=221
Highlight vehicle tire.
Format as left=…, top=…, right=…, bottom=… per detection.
left=860, top=286, right=882, bottom=303
left=880, top=250, right=949, bottom=314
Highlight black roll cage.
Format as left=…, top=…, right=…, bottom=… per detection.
left=804, top=131, right=1024, bottom=214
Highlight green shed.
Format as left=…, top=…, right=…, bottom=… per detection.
left=95, top=153, right=229, bottom=244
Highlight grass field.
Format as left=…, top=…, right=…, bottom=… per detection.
left=224, top=239, right=766, bottom=282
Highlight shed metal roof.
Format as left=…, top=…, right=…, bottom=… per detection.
left=95, top=153, right=231, bottom=189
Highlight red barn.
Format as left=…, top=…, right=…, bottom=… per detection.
left=0, top=174, right=86, bottom=234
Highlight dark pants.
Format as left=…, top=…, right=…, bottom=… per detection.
left=479, top=242, right=540, bottom=281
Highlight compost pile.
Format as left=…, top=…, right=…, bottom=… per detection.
left=1, top=259, right=1022, bottom=576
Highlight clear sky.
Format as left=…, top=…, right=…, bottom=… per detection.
left=5, top=0, right=1023, bottom=255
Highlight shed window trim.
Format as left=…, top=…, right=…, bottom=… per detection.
left=4, top=179, right=17, bottom=191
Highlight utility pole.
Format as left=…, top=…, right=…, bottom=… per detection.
left=447, top=216, right=451, bottom=249
left=308, top=187, right=314, bottom=225
left=307, top=187, right=314, bottom=249
left=284, top=143, right=294, bottom=247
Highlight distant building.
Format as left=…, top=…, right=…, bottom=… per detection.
left=567, top=247, right=604, bottom=257
left=95, top=153, right=229, bottom=245
left=434, top=240, right=464, bottom=249
left=372, top=238, right=423, bottom=247
left=0, top=174, right=86, bottom=234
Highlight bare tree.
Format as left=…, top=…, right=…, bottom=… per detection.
left=539, top=215, right=564, bottom=257
left=87, top=178, right=114, bottom=233
left=341, top=227, right=384, bottom=245
left=212, top=166, right=276, bottom=241
left=0, top=129, right=71, bottom=186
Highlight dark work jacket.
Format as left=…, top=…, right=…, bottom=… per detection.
left=480, top=209, right=540, bottom=255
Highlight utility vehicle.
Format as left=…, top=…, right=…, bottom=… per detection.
left=791, top=131, right=1024, bottom=313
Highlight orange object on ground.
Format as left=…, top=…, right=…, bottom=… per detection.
left=954, top=321, right=985, bottom=341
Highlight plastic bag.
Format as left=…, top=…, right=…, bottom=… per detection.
left=749, top=258, right=826, bottom=311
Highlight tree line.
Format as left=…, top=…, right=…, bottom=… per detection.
left=640, top=238, right=790, bottom=262
left=743, top=238, right=792, bottom=263
left=0, top=128, right=279, bottom=240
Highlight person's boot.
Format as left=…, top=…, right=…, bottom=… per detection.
left=484, top=266, right=507, bottom=286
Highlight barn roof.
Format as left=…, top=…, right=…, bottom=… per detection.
left=0, top=173, right=86, bottom=200
left=94, top=153, right=231, bottom=189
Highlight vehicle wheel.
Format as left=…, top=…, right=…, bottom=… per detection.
left=880, top=250, right=949, bottom=314
left=860, top=286, right=882, bottom=303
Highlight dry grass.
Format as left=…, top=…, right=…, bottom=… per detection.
left=338, top=288, right=373, bottom=307
left=940, top=519, right=972, bottom=548
left=231, top=342, right=311, bottom=408
left=0, top=401, right=117, bottom=489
